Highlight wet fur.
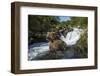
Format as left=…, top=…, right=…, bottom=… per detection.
left=46, top=32, right=67, bottom=53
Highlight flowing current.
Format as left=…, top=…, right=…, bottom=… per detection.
left=60, top=28, right=83, bottom=46
left=28, top=28, right=83, bottom=60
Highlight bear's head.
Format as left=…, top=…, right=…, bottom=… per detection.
left=46, top=32, right=59, bottom=41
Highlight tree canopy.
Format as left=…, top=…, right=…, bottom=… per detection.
left=28, top=15, right=60, bottom=32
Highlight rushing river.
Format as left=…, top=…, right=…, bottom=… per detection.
left=28, top=28, right=83, bottom=60
left=28, top=42, right=49, bottom=60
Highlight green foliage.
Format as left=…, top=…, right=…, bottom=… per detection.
left=28, top=15, right=60, bottom=44
left=68, top=17, right=88, bottom=28
left=28, top=15, right=60, bottom=32
left=56, top=17, right=88, bottom=30
left=76, top=29, right=88, bottom=58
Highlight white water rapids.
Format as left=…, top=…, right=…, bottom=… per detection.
left=28, top=28, right=83, bottom=60
left=60, top=28, right=83, bottom=46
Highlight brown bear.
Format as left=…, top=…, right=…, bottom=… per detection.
left=46, top=32, right=67, bottom=58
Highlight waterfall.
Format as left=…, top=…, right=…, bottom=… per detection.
left=60, top=28, right=83, bottom=46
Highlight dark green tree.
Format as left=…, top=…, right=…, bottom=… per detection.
left=69, top=17, right=88, bottom=28
left=28, top=15, right=60, bottom=44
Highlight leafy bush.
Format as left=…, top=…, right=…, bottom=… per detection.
left=76, top=29, right=88, bottom=58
